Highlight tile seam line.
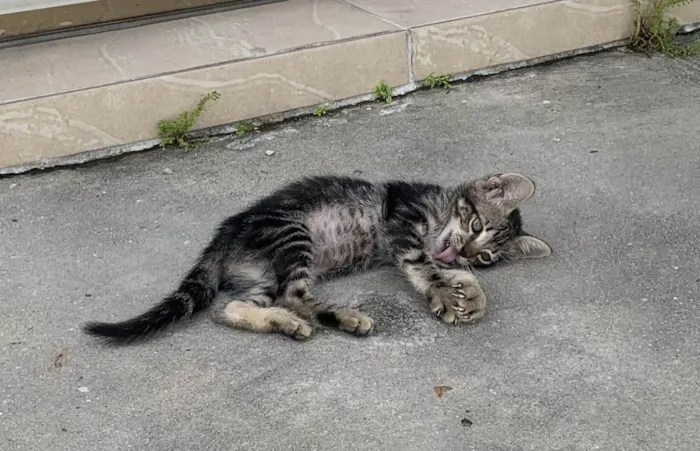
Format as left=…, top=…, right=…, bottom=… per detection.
left=406, top=30, right=415, bottom=83
left=328, top=0, right=570, bottom=82
left=332, top=0, right=413, bottom=81
left=333, top=0, right=407, bottom=30
left=0, top=29, right=403, bottom=107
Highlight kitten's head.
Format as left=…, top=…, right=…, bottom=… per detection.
left=433, top=173, right=551, bottom=268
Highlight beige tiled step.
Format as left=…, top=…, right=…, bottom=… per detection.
left=0, top=0, right=398, bottom=103
left=410, top=0, right=637, bottom=80
left=343, top=0, right=552, bottom=27
left=1, top=0, right=698, bottom=173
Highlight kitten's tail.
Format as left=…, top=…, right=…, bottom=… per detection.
left=82, top=256, right=221, bottom=344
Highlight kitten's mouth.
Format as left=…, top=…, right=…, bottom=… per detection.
left=433, top=235, right=458, bottom=263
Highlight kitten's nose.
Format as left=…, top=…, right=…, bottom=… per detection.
left=462, top=243, right=480, bottom=258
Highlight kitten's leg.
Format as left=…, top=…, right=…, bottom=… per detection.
left=388, top=232, right=485, bottom=324
left=280, top=296, right=374, bottom=337
left=213, top=267, right=313, bottom=340
left=272, top=227, right=374, bottom=337
left=215, top=300, right=313, bottom=341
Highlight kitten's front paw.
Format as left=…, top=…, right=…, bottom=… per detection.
left=450, top=279, right=486, bottom=323
left=319, top=308, right=375, bottom=337
left=336, top=308, right=374, bottom=336
left=429, top=274, right=485, bottom=324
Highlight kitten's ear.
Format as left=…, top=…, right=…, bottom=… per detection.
left=483, top=173, right=536, bottom=212
left=508, top=235, right=552, bottom=259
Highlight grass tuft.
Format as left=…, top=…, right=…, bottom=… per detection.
left=373, top=80, right=393, bottom=104
left=424, top=73, right=453, bottom=90
left=629, top=0, right=700, bottom=58
left=313, top=104, right=330, bottom=117
left=156, top=91, right=221, bottom=148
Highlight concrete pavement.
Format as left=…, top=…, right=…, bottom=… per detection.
left=1, top=50, right=700, bottom=450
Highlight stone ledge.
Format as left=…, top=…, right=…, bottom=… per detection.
left=1, top=0, right=698, bottom=174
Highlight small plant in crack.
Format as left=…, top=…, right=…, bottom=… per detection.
left=235, top=123, right=255, bottom=137
left=313, top=104, right=330, bottom=117
left=156, top=91, right=220, bottom=148
left=373, top=80, right=393, bottom=104
left=629, top=0, right=700, bottom=58
left=424, top=73, right=453, bottom=90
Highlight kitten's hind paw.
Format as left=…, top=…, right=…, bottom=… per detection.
left=277, top=316, right=314, bottom=341
left=219, top=301, right=315, bottom=340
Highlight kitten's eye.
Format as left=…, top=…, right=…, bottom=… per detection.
left=470, top=217, right=483, bottom=234
left=478, top=251, right=492, bottom=264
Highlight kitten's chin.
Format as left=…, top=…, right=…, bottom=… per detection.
left=433, top=245, right=458, bottom=263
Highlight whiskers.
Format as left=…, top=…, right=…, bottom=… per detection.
left=467, top=262, right=487, bottom=279
left=499, top=249, right=520, bottom=263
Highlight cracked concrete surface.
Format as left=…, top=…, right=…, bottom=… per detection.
left=1, top=50, right=700, bottom=450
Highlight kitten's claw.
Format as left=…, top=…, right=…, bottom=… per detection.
left=430, top=271, right=486, bottom=325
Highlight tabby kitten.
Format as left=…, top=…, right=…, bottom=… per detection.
left=84, top=173, right=550, bottom=343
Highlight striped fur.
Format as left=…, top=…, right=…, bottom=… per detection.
left=83, top=173, right=551, bottom=344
